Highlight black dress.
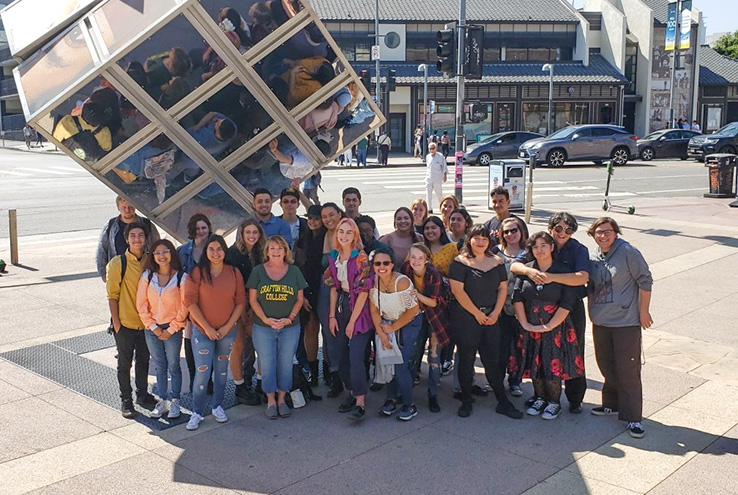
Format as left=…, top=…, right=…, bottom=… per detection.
left=512, top=261, right=584, bottom=382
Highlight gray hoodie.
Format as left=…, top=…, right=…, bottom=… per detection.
left=588, top=237, right=653, bottom=327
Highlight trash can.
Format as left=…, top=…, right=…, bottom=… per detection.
left=704, top=154, right=737, bottom=198
left=489, top=159, right=526, bottom=211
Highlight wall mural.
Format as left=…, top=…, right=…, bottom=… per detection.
left=7, top=0, right=384, bottom=241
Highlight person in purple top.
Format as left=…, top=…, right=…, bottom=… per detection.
left=323, top=218, right=374, bottom=422
left=253, top=188, right=293, bottom=247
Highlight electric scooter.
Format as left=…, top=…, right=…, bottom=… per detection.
left=602, top=160, right=635, bottom=214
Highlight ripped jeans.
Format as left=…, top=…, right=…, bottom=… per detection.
left=191, top=324, right=237, bottom=416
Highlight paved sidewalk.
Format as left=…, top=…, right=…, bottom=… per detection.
left=0, top=138, right=61, bottom=155
left=1, top=196, right=737, bottom=494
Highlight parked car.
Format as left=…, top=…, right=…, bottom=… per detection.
left=518, top=124, right=638, bottom=167
left=637, top=129, right=700, bottom=161
left=688, top=122, right=738, bottom=161
left=464, top=131, right=543, bottom=165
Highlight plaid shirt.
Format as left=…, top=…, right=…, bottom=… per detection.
left=400, top=261, right=450, bottom=348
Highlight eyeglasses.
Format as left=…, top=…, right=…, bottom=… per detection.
left=152, top=249, right=171, bottom=256
left=373, top=261, right=392, bottom=267
left=594, top=229, right=615, bottom=237
left=553, top=225, right=574, bottom=235
left=502, top=228, right=519, bottom=235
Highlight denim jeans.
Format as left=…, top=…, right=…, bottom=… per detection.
left=386, top=313, right=422, bottom=406
left=144, top=329, right=183, bottom=400
left=357, top=148, right=367, bottom=167
left=191, top=324, right=237, bottom=415
left=252, top=323, right=301, bottom=393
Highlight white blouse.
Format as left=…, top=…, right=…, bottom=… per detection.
left=370, top=274, right=418, bottom=321
left=335, top=259, right=350, bottom=292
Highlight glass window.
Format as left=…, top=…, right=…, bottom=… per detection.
left=178, top=78, right=273, bottom=163
left=522, top=103, right=548, bottom=134
left=407, top=46, right=431, bottom=62
left=93, top=0, right=178, bottom=56
left=228, top=133, right=306, bottom=197
left=18, top=23, right=95, bottom=117
left=591, top=127, right=616, bottom=137
left=49, top=77, right=150, bottom=167
left=506, top=48, right=527, bottom=61
left=528, top=48, right=551, bottom=61
left=157, top=191, right=249, bottom=241
left=484, top=47, right=501, bottom=62
left=355, top=43, right=371, bottom=61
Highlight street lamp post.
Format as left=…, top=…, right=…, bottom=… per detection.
left=375, top=0, right=381, bottom=163
left=418, top=63, right=429, bottom=157
left=454, top=0, right=467, bottom=204
left=542, top=63, right=554, bottom=135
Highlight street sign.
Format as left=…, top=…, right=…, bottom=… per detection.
left=429, top=100, right=436, bottom=114
left=371, top=45, right=380, bottom=61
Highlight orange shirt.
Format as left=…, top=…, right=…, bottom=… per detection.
left=184, top=265, right=246, bottom=328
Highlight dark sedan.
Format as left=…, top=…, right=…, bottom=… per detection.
left=464, top=131, right=543, bottom=166
left=637, top=129, right=700, bottom=161
left=688, top=122, right=738, bottom=161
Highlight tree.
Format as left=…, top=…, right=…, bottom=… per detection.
left=714, top=31, right=738, bottom=59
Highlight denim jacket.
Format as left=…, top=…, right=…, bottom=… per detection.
left=177, top=240, right=196, bottom=275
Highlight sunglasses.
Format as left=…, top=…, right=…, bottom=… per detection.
left=502, top=228, right=519, bottom=235
left=553, top=225, right=574, bottom=235
left=373, top=261, right=392, bottom=267
left=281, top=199, right=298, bottom=204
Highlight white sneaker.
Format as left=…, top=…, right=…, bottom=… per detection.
left=186, top=412, right=203, bottom=430
left=212, top=405, right=228, bottom=423
left=168, top=399, right=181, bottom=419
left=150, top=400, right=167, bottom=419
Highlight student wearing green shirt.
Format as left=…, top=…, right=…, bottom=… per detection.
left=247, top=235, right=309, bottom=419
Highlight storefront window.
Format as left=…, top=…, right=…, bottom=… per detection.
left=522, top=102, right=590, bottom=134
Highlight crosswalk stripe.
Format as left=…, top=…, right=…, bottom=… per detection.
left=14, top=167, right=72, bottom=175
left=48, top=166, right=82, bottom=173
left=0, top=170, right=32, bottom=176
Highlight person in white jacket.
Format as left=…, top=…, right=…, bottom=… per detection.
left=425, top=143, right=448, bottom=213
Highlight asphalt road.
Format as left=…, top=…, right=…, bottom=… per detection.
left=0, top=147, right=710, bottom=239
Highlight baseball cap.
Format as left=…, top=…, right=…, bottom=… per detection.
left=307, top=205, right=322, bottom=218
left=280, top=187, right=300, bottom=200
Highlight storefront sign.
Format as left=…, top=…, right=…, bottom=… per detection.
left=665, top=2, right=677, bottom=52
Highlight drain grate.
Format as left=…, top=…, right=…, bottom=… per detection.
left=0, top=332, right=238, bottom=431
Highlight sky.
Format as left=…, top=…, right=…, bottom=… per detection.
left=570, top=0, right=734, bottom=36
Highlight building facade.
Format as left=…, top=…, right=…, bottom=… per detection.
left=697, top=45, right=738, bottom=132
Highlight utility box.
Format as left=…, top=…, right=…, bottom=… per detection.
left=489, top=159, right=526, bottom=211
left=704, top=154, right=736, bottom=198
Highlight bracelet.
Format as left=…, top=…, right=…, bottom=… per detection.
left=329, top=316, right=336, bottom=319
left=289, top=312, right=298, bottom=318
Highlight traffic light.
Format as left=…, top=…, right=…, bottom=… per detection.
left=465, top=25, right=484, bottom=80
left=436, top=26, right=455, bottom=79
left=387, top=69, right=396, bottom=92
left=359, top=69, right=371, bottom=92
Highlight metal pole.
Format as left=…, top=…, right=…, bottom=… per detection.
left=375, top=0, right=381, bottom=163
left=525, top=156, right=535, bottom=224
left=423, top=64, right=429, bottom=157
left=669, top=0, right=681, bottom=129
left=548, top=67, right=554, bottom=134
left=454, top=0, right=466, bottom=204
left=9, top=209, right=18, bottom=265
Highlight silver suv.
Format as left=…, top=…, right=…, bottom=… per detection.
left=518, top=125, right=638, bottom=166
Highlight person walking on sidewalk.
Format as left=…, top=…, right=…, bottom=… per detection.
left=184, top=235, right=246, bottom=430
left=247, top=235, right=308, bottom=419
left=414, top=125, right=424, bottom=158
left=136, top=239, right=188, bottom=420
left=356, top=136, right=369, bottom=167
left=587, top=217, right=653, bottom=439
left=106, top=222, right=157, bottom=418
left=440, top=131, right=451, bottom=158
left=424, top=143, right=448, bottom=213
left=23, top=124, right=32, bottom=149
left=97, top=196, right=160, bottom=282
left=377, top=131, right=391, bottom=166
left=370, top=247, right=422, bottom=421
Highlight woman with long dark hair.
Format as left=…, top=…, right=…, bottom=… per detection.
left=513, top=232, right=583, bottom=421
left=379, top=207, right=423, bottom=264
left=226, top=219, right=266, bottom=406
left=324, top=218, right=374, bottom=422
left=447, top=208, right=473, bottom=246
left=449, top=224, right=522, bottom=419
left=184, top=235, right=246, bottom=430
left=136, top=239, right=188, bottom=419
left=422, top=216, right=458, bottom=277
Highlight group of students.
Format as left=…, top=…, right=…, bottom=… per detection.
left=100, top=183, right=653, bottom=438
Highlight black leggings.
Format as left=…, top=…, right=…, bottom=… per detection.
left=564, top=299, right=587, bottom=405
left=454, top=315, right=507, bottom=404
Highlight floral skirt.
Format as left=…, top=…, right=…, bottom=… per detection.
left=519, top=300, right=584, bottom=382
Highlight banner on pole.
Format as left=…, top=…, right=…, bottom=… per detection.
left=665, top=1, right=677, bottom=52
left=679, top=0, right=692, bottom=50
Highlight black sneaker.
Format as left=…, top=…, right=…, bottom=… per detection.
left=235, top=383, right=261, bottom=406
left=591, top=406, right=619, bottom=416
left=379, top=399, right=397, bottom=416
left=397, top=404, right=418, bottom=421
left=457, top=401, right=473, bottom=418
left=328, top=372, right=344, bottom=398
left=471, top=385, right=488, bottom=397
left=369, top=382, right=385, bottom=392
left=441, top=361, right=453, bottom=376
left=347, top=405, right=366, bottom=422
left=569, top=402, right=583, bottom=414
left=429, top=396, right=441, bottom=413
left=524, top=395, right=537, bottom=408
left=121, top=399, right=137, bottom=418
left=496, top=400, right=524, bottom=419
left=628, top=421, right=645, bottom=438
left=338, top=395, right=357, bottom=413
left=136, top=393, right=157, bottom=408
left=413, top=374, right=421, bottom=385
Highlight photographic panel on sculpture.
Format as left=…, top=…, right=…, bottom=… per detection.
left=252, top=20, right=337, bottom=111
left=177, top=77, right=275, bottom=164
left=90, top=0, right=180, bottom=57
left=17, top=23, right=97, bottom=118
left=155, top=187, right=250, bottom=242
left=115, top=13, right=220, bottom=111
left=48, top=76, right=152, bottom=167
left=228, top=132, right=316, bottom=199
left=103, top=132, right=204, bottom=210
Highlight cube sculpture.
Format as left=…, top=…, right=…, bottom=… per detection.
left=6, top=0, right=384, bottom=241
